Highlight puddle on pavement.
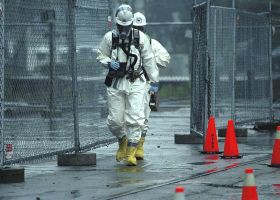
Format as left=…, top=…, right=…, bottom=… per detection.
left=224, top=163, right=239, bottom=169
left=273, top=184, right=280, bottom=195
left=107, top=179, right=144, bottom=188
left=115, top=166, right=144, bottom=173
left=70, top=190, right=81, bottom=198
left=72, top=176, right=81, bottom=180
left=206, top=167, right=219, bottom=173
left=204, top=155, right=220, bottom=160
left=202, top=183, right=241, bottom=189
left=189, top=161, right=216, bottom=165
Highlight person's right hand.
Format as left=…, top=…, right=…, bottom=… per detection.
left=149, top=82, right=159, bottom=93
left=149, top=85, right=159, bottom=93
left=110, top=61, right=120, bottom=70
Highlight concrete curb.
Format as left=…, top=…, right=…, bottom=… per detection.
left=174, top=134, right=203, bottom=144
left=57, top=153, right=96, bottom=166
left=0, top=167, right=24, bottom=183
left=218, top=128, right=248, bottom=137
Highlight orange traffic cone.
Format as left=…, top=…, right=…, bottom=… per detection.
left=241, top=168, right=258, bottom=200
left=173, top=186, right=185, bottom=200
left=221, top=119, right=242, bottom=159
left=268, top=126, right=280, bottom=168
left=200, top=116, right=221, bottom=154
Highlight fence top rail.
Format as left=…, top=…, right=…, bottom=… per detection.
left=10, top=75, right=104, bottom=81
left=210, top=6, right=269, bottom=16
left=5, top=23, right=104, bottom=27
left=237, top=9, right=270, bottom=16
left=147, top=22, right=192, bottom=26
left=76, top=5, right=109, bottom=10
left=272, top=18, right=280, bottom=22
left=193, top=1, right=207, bottom=8
left=210, top=5, right=235, bottom=11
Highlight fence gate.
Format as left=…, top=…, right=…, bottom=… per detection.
left=191, top=2, right=272, bottom=136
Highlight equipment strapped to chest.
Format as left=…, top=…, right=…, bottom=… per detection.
left=146, top=34, right=152, bottom=45
left=112, top=29, right=140, bottom=50
left=111, top=29, right=149, bottom=82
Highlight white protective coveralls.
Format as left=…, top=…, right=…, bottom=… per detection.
left=96, top=30, right=158, bottom=144
left=142, top=38, right=171, bottom=136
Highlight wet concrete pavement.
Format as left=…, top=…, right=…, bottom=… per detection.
left=0, top=103, right=280, bottom=200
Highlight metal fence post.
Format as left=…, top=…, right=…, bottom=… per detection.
left=49, top=11, right=56, bottom=113
left=212, top=8, right=216, bottom=117
left=232, top=2, right=236, bottom=121
left=41, top=10, right=56, bottom=113
left=190, top=0, right=196, bottom=135
left=204, top=0, right=211, bottom=133
left=269, top=0, right=273, bottom=121
left=68, top=0, right=80, bottom=153
left=0, top=1, right=4, bottom=167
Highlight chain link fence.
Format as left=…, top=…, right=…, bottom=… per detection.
left=0, top=0, right=112, bottom=166
left=0, top=0, right=4, bottom=166
left=191, top=2, right=272, bottom=135
left=234, top=11, right=272, bottom=124
left=209, top=6, right=236, bottom=128
left=75, top=0, right=113, bottom=150
left=191, top=2, right=208, bottom=135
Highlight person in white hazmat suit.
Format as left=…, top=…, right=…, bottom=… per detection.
left=132, top=12, right=171, bottom=160
left=96, top=5, right=158, bottom=166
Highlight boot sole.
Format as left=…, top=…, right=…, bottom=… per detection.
left=126, top=163, right=137, bottom=166
left=136, top=156, right=144, bottom=160
left=125, top=159, right=137, bottom=166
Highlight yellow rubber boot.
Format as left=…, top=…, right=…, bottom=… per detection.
left=135, top=137, right=145, bottom=160
left=116, top=137, right=127, bottom=162
left=125, top=146, right=137, bottom=166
